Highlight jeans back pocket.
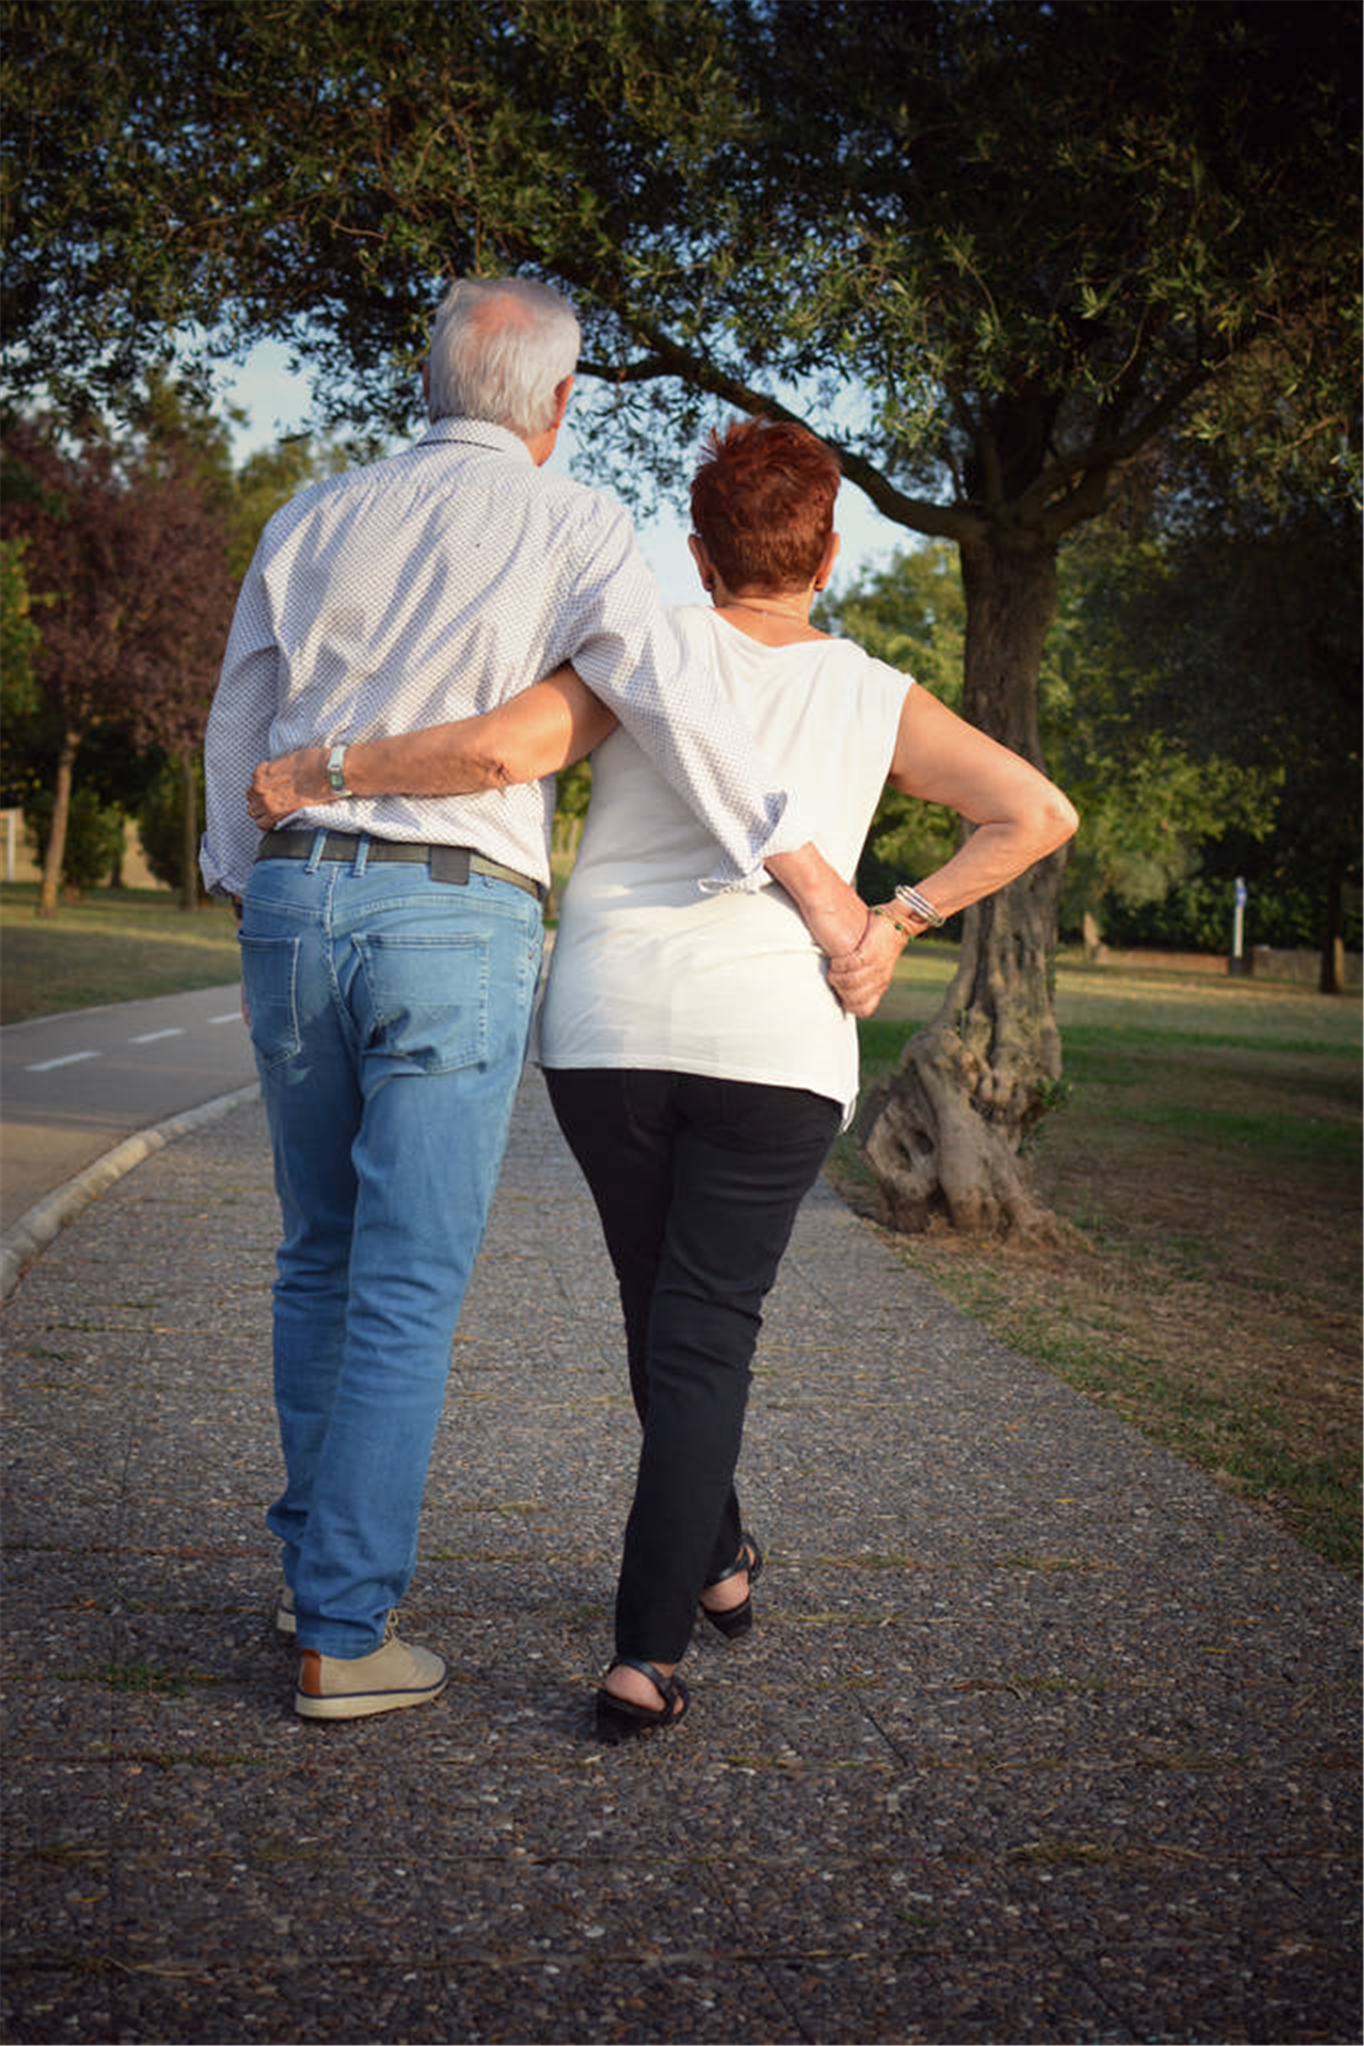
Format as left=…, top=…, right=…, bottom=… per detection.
left=239, top=934, right=302, bottom=1070
left=353, top=931, right=489, bottom=1076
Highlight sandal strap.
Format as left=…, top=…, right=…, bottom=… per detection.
left=608, top=1656, right=681, bottom=1709
left=705, top=1534, right=762, bottom=1591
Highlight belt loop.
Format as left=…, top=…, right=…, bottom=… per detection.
left=305, top=829, right=328, bottom=874
left=351, top=833, right=371, bottom=877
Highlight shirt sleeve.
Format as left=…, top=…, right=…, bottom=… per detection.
left=560, top=498, right=808, bottom=889
left=199, top=558, right=281, bottom=899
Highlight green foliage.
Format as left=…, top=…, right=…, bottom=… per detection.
left=4, top=1, right=1356, bottom=523
left=1102, top=845, right=1361, bottom=955
left=1046, top=543, right=1285, bottom=930
left=23, top=784, right=124, bottom=891
left=0, top=536, right=41, bottom=722
left=1051, top=447, right=1362, bottom=950
left=136, top=754, right=206, bottom=898
left=554, top=756, right=593, bottom=824
left=817, top=540, right=965, bottom=900
left=0, top=402, right=241, bottom=911
left=832, top=466, right=1359, bottom=951
left=228, top=433, right=359, bottom=580
left=817, top=541, right=964, bottom=706
left=1058, top=741, right=1275, bottom=924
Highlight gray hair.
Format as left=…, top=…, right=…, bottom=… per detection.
left=426, top=277, right=581, bottom=437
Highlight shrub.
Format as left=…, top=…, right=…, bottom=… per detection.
left=24, top=786, right=126, bottom=893
left=137, top=756, right=208, bottom=899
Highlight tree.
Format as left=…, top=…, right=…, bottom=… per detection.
left=1051, top=457, right=1362, bottom=986
left=6, top=0, right=1356, bottom=1222
left=129, top=442, right=237, bottom=907
left=0, top=421, right=234, bottom=913
left=824, top=540, right=1280, bottom=953
left=116, top=389, right=241, bottom=906
left=1019, top=500, right=1284, bottom=958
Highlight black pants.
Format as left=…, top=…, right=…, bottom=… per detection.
left=546, top=1067, right=840, bottom=1663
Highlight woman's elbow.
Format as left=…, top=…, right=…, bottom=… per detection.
left=1039, top=788, right=1079, bottom=852
left=1009, top=784, right=1077, bottom=857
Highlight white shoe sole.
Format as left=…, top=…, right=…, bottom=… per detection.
left=294, top=1672, right=448, bottom=1721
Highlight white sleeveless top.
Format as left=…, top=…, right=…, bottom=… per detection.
left=538, top=605, right=911, bottom=1123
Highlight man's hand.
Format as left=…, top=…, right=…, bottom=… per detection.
left=827, top=904, right=914, bottom=1018
left=247, top=747, right=331, bottom=829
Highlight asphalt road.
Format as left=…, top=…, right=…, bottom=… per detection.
left=0, top=983, right=257, bottom=1230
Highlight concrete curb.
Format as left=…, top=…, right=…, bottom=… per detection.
left=0, top=1081, right=260, bottom=1301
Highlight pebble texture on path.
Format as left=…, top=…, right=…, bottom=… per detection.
left=2, top=1071, right=1359, bottom=2043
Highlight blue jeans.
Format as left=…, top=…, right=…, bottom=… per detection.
left=240, top=840, right=543, bottom=1658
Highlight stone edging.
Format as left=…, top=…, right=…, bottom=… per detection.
left=0, top=1083, right=261, bottom=1301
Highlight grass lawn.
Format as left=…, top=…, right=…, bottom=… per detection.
left=1, top=884, right=241, bottom=1023
left=832, top=947, right=1362, bottom=1574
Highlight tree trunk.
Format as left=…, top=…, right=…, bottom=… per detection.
left=1318, top=869, right=1344, bottom=996
left=37, top=733, right=78, bottom=918
left=178, top=747, right=200, bottom=910
left=858, top=530, right=1068, bottom=1238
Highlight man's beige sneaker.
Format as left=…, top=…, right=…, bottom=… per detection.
left=275, top=1584, right=296, bottom=1637
left=294, top=1625, right=448, bottom=1721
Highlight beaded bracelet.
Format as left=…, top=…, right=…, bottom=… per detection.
left=894, top=881, right=945, bottom=928
left=872, top=905, right=913, bottom=939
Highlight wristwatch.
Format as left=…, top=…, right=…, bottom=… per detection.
left=326, top=743, right=352, bottom=798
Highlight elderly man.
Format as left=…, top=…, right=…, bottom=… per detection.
left=201, top=276, right=869, bottom=1722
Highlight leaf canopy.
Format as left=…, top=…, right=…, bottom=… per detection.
left=4, top=0, right=1358, bottom=537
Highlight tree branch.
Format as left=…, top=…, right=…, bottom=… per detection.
left=575, top=343, right=981, bottom=544
left=1037, top=359, right=1220, bottom=544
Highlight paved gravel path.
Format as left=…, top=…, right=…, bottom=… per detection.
left=2, top=1072, right=1359, bottom=2044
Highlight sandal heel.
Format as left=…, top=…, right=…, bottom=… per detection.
left=703, top=1597, right=753, bottom=1640
left=700, top=1533, right=764, bottom=1639
left=594, top=1659, right=689, bottom=1744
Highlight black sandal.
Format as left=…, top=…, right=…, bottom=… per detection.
left=700, top=1533, right=764, bottom=1639
left=594, top=1658, right=689, bottom=1743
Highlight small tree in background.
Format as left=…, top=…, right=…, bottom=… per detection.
left=23, top=783, right=124, bottom=893
left=0, top=420, right=235, bottom=913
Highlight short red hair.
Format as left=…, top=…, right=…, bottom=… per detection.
left=690, top=416, right=841, bottom=595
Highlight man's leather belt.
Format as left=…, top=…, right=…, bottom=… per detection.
left=254, top=829, right=543, bottom=902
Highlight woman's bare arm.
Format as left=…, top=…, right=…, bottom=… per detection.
left=885, top=685, right=1078, bottom=912
left=826, top=686, right=1078, bottom=1011
left=247, top=666, right=618, bottom=826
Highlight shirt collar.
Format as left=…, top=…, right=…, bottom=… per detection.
left=415, top=417, right=534, bottom=464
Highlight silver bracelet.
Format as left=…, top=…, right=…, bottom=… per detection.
left=894, top=881, right=945, bottom=928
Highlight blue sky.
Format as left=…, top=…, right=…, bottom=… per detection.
left=217, top=340, right=905, bottom=609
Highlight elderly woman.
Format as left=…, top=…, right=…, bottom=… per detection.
left=249, top=418, right=1076, bottom=1740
